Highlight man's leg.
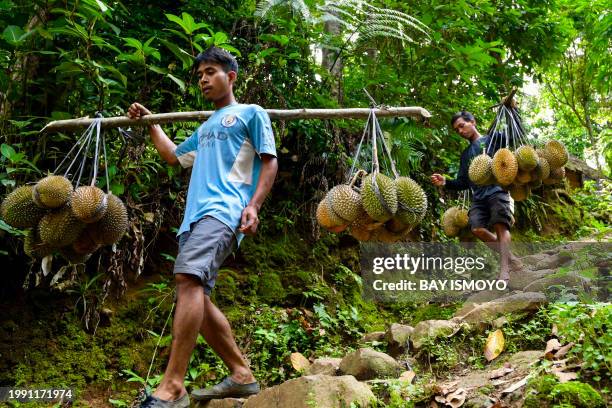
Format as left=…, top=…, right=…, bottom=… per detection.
left=199, top=295, right=256, bottom=384
left=153, top=274, right=205, bottom=400
left=493, top=223, right=511, bottom=281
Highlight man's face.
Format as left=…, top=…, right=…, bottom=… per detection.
left=452, top=118, right=477, bottom=140
left=196, top=62, right=235, bottom=101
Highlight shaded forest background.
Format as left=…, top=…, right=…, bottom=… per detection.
left=0, top=0, right=610, bottom=406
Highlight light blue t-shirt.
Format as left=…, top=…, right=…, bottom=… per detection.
left=174, top=103, right=276, bottom=245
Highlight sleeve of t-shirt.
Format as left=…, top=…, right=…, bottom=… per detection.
left=174, top=126, right=199, bottom=168
left=248, top=106, right=277, bottom=157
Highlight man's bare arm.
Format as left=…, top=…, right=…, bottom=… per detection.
left=240, top=154, right=278, bottom=235
left=127, top=102, right=179, bottom=166
left=249, top=154, right=278, bottom=210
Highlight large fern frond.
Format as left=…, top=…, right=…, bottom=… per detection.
left=320, top=0, right=430, bottom=45
left=255, top=0, right=312, bottom=22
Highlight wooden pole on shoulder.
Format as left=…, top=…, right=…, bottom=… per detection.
left=41, top=106, right=432, bottom=133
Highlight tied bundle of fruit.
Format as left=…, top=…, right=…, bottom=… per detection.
left=441, top=206, right=469, bottom=238
left=468, top=140, right=568, bottom=198
left=1, top=174, right=129, bottom=264
left=316, top=171, right=429, bottom=243
left=508, top=140, right=568, bottom=199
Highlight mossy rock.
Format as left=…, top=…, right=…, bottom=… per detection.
left=213, top=268, right=240, bottom=305
left=524, top=375, right=558, bottom=407
left=257, top=271, right=287, bottom=303
left=551, top=381, right=605, bottom=408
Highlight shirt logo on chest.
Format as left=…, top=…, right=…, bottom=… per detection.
left=222, top=114, right=237, bottom=128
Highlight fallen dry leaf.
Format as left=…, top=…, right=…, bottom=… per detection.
left=554, top=342, right=575, bottom=359
left=544, top=338, right=562, bottom=355
left=290, top=352, right=310, bottom=372
left=399, top=370, right=416, bottom=384
left=446, top=388, right=467, bottom=408
left=489, top=366, right=514, bottom=379
left=484, top=329, right=505, bottom=361
left=553, top=371, right=578, bottom=383
left=501, top=376, right=528, bottom=394
left=551, top=324, right=558, bottom=336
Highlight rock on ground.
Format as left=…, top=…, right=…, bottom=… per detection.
left=306, top=357, right=342, bottom=376
left=410, top=319, right=462, bottom=349
left=454, top=292, right=547, bottom=324
left=339, top=348, right=402, bottom=380
left=242, top=374, right=375, bottom=408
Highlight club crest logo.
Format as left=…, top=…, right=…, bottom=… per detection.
left=221, top=114, right=237, bottom=128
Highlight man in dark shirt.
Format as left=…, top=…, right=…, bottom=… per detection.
left=431, top=111, right=521, bottom=281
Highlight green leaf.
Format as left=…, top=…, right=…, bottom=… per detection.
left=159, top=39, right=193, bottom=70
left=3, top=25, right=24, bottom=45
left=148, top=65, right=168, bottom=75
left=1, top=144, right=16, bottom=160
left=123, top=37, right=142, bottom=50
left=218, top=44, right=241, bottom=57
left=167, top=74, right=185, bottom=91
left=213, top=31, right=228, bottom=45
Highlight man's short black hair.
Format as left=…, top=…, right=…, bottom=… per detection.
left=451, top=111, right=475, bottom=126
left=193, top=46, right=239, bottom=74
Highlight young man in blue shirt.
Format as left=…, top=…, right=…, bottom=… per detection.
left=128, top=46, right=278, bottom=408
left=431, top=111, right=522, bottom=282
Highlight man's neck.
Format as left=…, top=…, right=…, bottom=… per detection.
left=214, top=93, right=237, bottom=110
left=469, top=131, right=482, bottom=143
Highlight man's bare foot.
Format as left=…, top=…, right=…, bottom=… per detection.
left=230, top=368, right=256, bottom=384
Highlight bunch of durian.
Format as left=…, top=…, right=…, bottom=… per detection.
left=316, top=171, right=428, bottom=243
left=1, top=175, right=128, bottom=263
left=468, top=140, right=569, bottom=202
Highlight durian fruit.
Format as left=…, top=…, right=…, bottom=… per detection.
left=23, top=230, right=54, bottom=258
left=372, top=219, right=410, bottom=243
left=38, top=206, right=85, bottom=247
left=32, top=175, right=73, bottom=209
left=316, top=195, right=348, bottom=230
left=545, top=140, right=569, bottom=169
left=86, top=194, right=128, bottom=245
left=492, top=148, right=518, bottom=186
left=1, top=185, right=47, bottom=229
left=544, top=167, right=566, bottom=185
left=72, top=228, right=100, bottom=255
left=442, top=207, right=461, bottom=237
left=536, top=149, right=553, bottom=168
left=348, top=211, right=377, bottom=241
left=395, top=177, right=427, bottom=226
left=61, top=228, right=99, bottom=263
left=468, top=153, right=493, bottom=186
left=515, top=145, right=539, bottom=171
left=454, top=208, right=469, bottom=229
left=71, top=186, right=108, bottom=223
left=516, top=170, right=532, bottom=185
left=328, top=185, right=362, bottom=224
left=531, top=157, right=551, bottom=182
left=361, top=173, right=398, bottom=222
left=509, top=184, right=529, bottom=202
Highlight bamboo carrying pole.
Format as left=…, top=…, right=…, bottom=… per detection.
left=41, top=107, right=431, bottom=133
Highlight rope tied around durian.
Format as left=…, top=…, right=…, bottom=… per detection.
left=52, top=115, right=112, bottom=194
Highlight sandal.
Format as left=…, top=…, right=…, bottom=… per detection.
left=191, top=376, right=260, bottom=401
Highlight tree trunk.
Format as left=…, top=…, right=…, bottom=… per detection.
left=322, top=14, right=343, bottom=104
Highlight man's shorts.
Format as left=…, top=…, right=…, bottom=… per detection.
left=174, top=216, right=236, bottom=296
left=468, top=191, right=514, bottom=230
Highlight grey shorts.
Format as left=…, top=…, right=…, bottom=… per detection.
left=469, top=191, right=514, bottom=230
left=174, top=216, right=236, bottom=296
